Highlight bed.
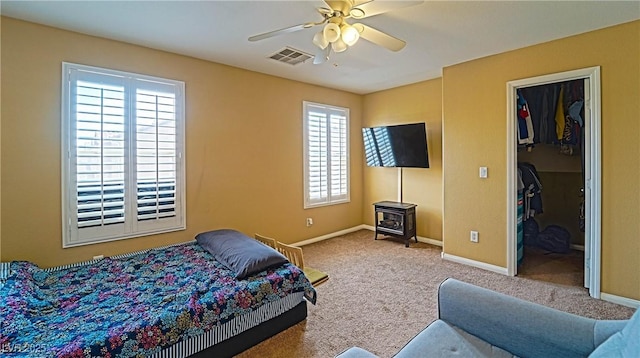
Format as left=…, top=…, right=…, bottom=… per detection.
left=0, top=230, right=317, bottom=357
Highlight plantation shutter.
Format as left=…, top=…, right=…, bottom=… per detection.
left=304, top=102, right=350, bottom=208
left=307, top=109, right=328, bottom=204
left=329, top=112, right=348, bottom=201
left=63, top=63, right=185, bottom=247
left=71, top=72, right=128, bottom=240
left=135, top=84, right=177, bottom=223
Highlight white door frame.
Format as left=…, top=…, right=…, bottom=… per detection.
left=506, top=67, right=601, bottom=298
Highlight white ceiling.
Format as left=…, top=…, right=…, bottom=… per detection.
left=2, top=1, right=639, bottom=94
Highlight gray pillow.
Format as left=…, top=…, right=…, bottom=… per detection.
left=196, top=229, right=288, bottom=279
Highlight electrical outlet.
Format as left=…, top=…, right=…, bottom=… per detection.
left=306, top=218, right=313, bottom=227
left=479, top=167, right=488, bottom=178
left=470, top=231, right=479, bottom=243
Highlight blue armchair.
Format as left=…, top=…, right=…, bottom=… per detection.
left=337, top=278, right=638, bottom=357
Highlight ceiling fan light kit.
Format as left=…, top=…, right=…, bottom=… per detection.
left=331, top=37, right=348, bottom=53
left=323, top=22, right=341, bottom=43
left=316, top=21, right=358, bottom=53
left=313, top=31, right=329, bottom=49
left=340, top=23, right=360, bottom=46
left=249, top=0, right=423, bottom=64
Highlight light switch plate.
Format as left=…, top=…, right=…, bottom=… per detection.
left=479, top=167, right=488, bottom=178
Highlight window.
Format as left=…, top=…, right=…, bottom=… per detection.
left=303, top=101, right=349, bottom=208
left=62, top=63, right=185, bottom=247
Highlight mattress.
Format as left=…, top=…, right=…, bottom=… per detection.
left=0, top=242, right=316, bottom=357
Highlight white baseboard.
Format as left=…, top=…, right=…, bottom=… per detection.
left=362, top=224, right=375, bottom=231
left=360, top=225, right=443, bottom=247
left=296, top=225, right=444, bottom=248
left=417, top=236, right=443, bottom=247
left=600, top=292, right=640, bottom=309
left=441, top=253, right=509, bottom=275
left=294, top=225, right=368, bottom=247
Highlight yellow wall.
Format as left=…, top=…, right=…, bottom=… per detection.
left=0, top=17, right=363, bottom=268
left=442, top=21, right=640, bottom=299
left=362, top=79, right=443, bottom=241
left=2, top=16, right=639, bottom=301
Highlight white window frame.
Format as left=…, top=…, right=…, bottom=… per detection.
left=61, top=62, right=186, bottom=248
left=303, top=101, right=350, bottom=209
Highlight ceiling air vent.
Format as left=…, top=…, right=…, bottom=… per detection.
left=269, top=47, right=313, bottom=65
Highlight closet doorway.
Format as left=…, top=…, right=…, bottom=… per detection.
left=506, top=67, right=601, bottom=299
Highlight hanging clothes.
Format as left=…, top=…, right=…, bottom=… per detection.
left=518, top=79, right=584, bottom=151
left=568, top=99, right=584, bottom=127
left=516, top=89, right=535, bottom=146
left=563, top=80, right=584, bottom=108
left=518, top=162, right=543, bottom=220
left=560, top=80, right=585, bottom=155
left=521, top=83, right=562, bottom=144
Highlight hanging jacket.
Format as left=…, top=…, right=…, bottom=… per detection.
left=518, top=162, right=543, bottom=219
left=517, top=90, right=535, bottom=145
left=521, top=83, right=561, bottom=144
left=568, top=99, right=584, bottom=127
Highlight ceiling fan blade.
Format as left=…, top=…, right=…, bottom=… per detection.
left=248, top=22, right=317, bottom=42
left=352, top=0, right=424, bottom=19
left=313, top=46, right=331, bottom=65
left=353, top=23, right=406, bottom=51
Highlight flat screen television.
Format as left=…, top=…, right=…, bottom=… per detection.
left=362, top=122, right=429, bottom=168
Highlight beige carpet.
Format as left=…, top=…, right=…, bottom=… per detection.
left=237, top=230, right=635, bottom=358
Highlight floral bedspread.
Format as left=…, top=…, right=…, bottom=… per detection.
left=0, top=242, right=316, bottom=357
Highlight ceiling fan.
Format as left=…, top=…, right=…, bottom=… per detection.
left=248, top=0, right=424, bottom=64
